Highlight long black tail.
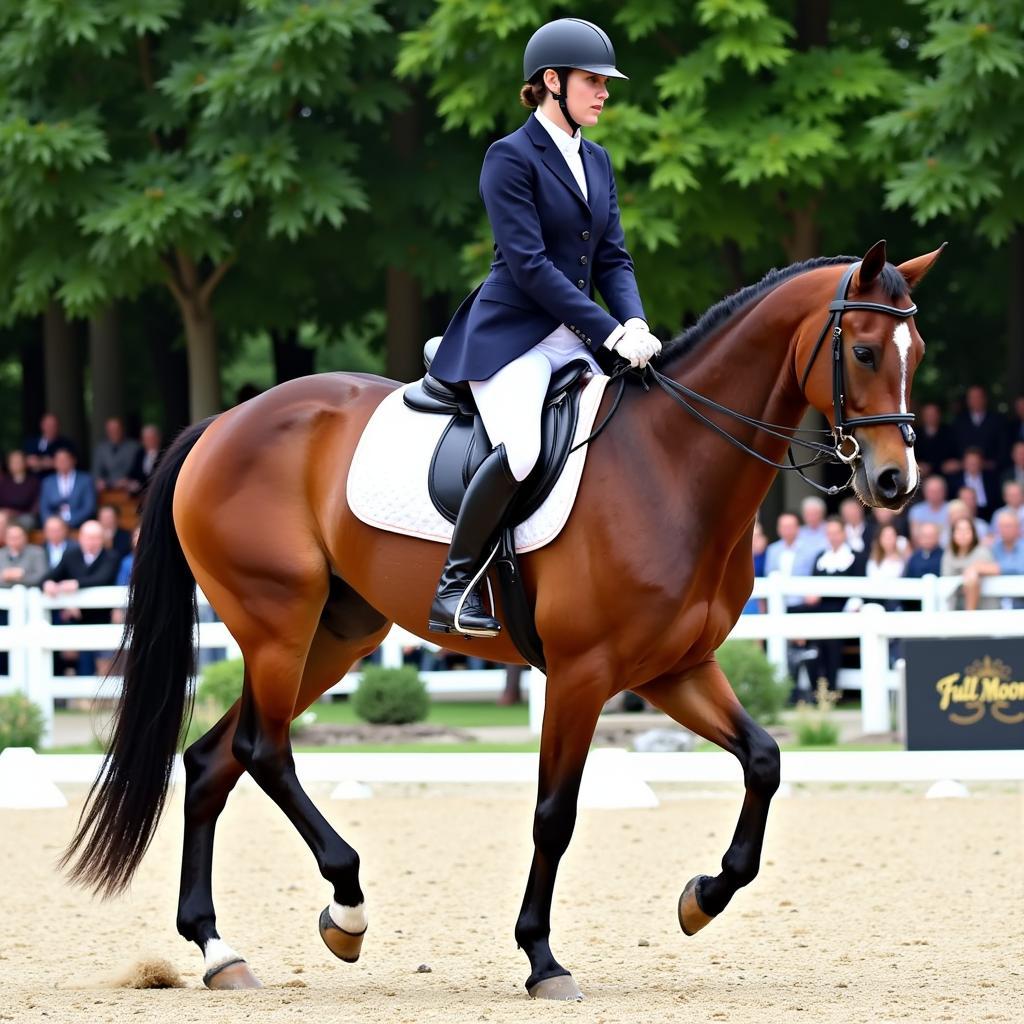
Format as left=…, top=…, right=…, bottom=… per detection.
left=61, top=417, right=216, bottom=896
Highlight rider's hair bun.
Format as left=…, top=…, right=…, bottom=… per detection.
left=520, top=74, right=547, bottom=109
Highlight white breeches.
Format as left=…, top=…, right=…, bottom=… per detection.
left=469, top=335, right=602, bottom=482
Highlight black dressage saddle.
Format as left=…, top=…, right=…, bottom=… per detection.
left=401, top=337, right=595, bottom=669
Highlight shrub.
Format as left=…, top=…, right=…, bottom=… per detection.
left=0, top=693, right=46, bottom=751
left=196, top=658, right=244, bottom=713
left=795, top=715, right=841, bottom=746
left=716, top=641, right=791, bottom=725
left=351, top=666, right=429, bottom=725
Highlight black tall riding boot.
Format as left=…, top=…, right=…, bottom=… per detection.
left=428, top=444, right=521, bottom=638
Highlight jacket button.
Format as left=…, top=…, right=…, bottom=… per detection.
left=581, top=230, right=590, bottom=240
left=576, top=279, right=585, bottom=288
left=579, top=255, right=588, bottom=265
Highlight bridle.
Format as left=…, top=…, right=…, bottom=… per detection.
left=638, top=259, right=919, bottom=496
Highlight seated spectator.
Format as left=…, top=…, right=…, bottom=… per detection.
left=131, top=424, right=163, bottom=491
left=992, top=480, right=1024, bottom=529
left=43, top=519, right=121, bottom=675
left=23, top=412, right=76, bottom=476
left=97, top=503, right=133, bottom=558
left=990, top=511, right=1024, bottom=607
left=39, top=447, right=96, bottom=527
left=839, top=497, right=867, bottom=553
left=952, top=385, right=1006, bottom=471
left=914, top=401, right=959, bottom=479
left=865, top=505, right=909, bottom=554
left=0, top=523, right=47, bottom=588
left=947, top=448, right=999, bottom=521
left=941, top=516, right=999, bottom=611
left=116, top=527, right=139, bottom=588
left=764, top=512, right=819, bottom=607
left=742, top=520, right=767, bottom=615
left=904, top=522, right=943, bottom=579
left=907, top=475, right=949, bottom=542
left=866, top=524, right=908, bottom=582
left=0, top=450, right=41, bottom=529
left=93, top=417, right=142, bottom=493
left=797, top=496, right=828, bottom=556
left=41, top=514, right=75, bottom=571
left=1003, top=440, right=1024, bottom=489
left=943, top=495, right=989, bottom=548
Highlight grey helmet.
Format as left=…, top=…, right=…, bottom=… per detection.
left=523, top=19, right=627, bottom=135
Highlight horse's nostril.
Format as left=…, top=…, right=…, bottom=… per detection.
left=876, top=466, right=902, bottom=499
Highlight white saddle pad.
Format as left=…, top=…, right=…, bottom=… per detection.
left=346, top=375, right=609, bottom=553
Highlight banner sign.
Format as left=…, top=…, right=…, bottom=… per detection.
left=904, top=640, right=1024, bottom=750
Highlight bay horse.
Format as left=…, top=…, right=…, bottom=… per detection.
left=63, top=240, right=942, bottom=999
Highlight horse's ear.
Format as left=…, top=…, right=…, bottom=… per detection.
left=854, top=239, right=888, bottom=290
left=896, top=243, right=947, bottom=291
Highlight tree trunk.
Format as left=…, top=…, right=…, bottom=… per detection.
left=148, top=318, right=190, bottom=440
left=386, top=266, right=424, bottom=382
left=500, top=664, right=524, bottom=706
left=20, top=320, right=46, bottom=441
left=181, top=300, right=221, bottom=421
left=43, top=301, right=87, bottom=459
left=1007, top=227, right=1024, bottom=398
left=272, top=327, right=316, bottom=383
left=89, top=305, right=123, bottom=441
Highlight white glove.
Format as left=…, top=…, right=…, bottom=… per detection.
left=611, top=326, right=662, bottom=368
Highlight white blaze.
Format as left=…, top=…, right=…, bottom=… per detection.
left=892, top=322, right=919, bottom=491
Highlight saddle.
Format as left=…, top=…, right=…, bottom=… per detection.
left=401, top=337, right=594, bottom=670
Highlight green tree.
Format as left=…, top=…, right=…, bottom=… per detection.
left=868, top=0, right=1024, bottom=392
left=0, top=1, right=400, bottom=420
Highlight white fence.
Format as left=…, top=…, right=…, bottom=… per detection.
left=1, top=573, right=1022, bottom=746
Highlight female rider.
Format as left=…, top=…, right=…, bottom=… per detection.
left=427, top=17, right=661, bottom=638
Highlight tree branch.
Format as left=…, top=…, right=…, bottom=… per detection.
left=161, top=253, right=187, bottom=307
left=198, top=255, right=237, bottom=307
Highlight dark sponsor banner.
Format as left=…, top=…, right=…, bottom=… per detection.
left=905, top=640, right=1024, bottom=750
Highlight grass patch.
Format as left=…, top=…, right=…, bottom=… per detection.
left=307, top=698, right=528, bottom=729
left=293, top=741, right=540, bottom=754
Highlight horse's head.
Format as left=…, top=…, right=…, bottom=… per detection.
left=797, top=240, right=945, bottom=510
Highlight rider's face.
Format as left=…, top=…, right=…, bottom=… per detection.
left=566, top=70, right=609, bottom=127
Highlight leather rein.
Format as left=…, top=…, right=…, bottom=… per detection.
left=577, top=261, right=918, bottom=497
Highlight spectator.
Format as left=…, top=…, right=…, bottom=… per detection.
left=914, top=402, right=958, bottom=479
left=1006, top=395, right=1024, bottom=451
left=0, top=523, right=47, bottom=588
left=0, top=450, right=41, bottom=529
left=131, top=424, right=163, bottom=490
left=42, top=515, right=74, bottom=570
left=993, top=480, right=1024, bottom=529
left=1003, top=440, right=1024, bottom=489
left=23, top=412, right=76, bottom=476
left=839, top=497, right=867, bottom=553
left=797, top=495, right=828, bottom=557
left=764, top=512, right=819, bottom=607
left=941, top=516, right=999, bottom=611
left=93, top=417, right=142, bottom=493
left=115, top=526, right=140, bottom=588
left=865, top=506, right=910, bottom=554
left=44, top=519, right=121, bottom=675
left=39, top=448, right=96, bottom=527
left=97, top=503, right=133, bottom=558
left=942, top=498, right=989, bottom=548
left=952, top=385, right=1006, bottom=471
left=866, top=524, right=908, bottom=582
left=793, top=517, right=865, bottom=695
left=907, top=475, right=949, bottom=541
left=948, top=448, right=999, bottom=521
left=742, top=520, right=767, bottom=615
left=904, top=522, right=944, bottom=579
left=990, top=511, right=1024, bottom=607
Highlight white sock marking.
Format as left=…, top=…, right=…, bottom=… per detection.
left=892, top=322, right=919, bottom=491
left=329, top=901, right=367, bottom=933
left=204, top=937, right=243, bottom=970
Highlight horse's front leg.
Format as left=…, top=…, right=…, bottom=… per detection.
left=636, top=657, right=780, bottom=932
left=514, top=663, right=607, bottom=1001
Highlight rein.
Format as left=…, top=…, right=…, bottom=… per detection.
left=576, top=261, right=918, bottom=497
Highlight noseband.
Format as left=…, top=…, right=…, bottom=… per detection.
left=633, top=259, right=919, bottom=496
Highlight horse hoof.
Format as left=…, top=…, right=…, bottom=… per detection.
left=528, top=974, right=583, bottom=1001
left=678, top=874, right=715, bottom=936
left=319, top=906, right=366, bottom=963
left=203, top=959, right=262, bottom=990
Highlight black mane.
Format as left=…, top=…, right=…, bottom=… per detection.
left=658, top=255, right=909, bottom=366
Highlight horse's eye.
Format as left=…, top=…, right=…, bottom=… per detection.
left=853, top=346, right=875, bottom=367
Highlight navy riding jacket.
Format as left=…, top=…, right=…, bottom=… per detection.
left=428, top=113, right=647, bottom=385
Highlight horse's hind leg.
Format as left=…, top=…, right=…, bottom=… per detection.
left=177, top=576, right=389, bottom=988
left=636, top=658, right=780, bottom=934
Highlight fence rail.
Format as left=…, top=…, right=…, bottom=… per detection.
left=1, top=573, right=1022, bottom=745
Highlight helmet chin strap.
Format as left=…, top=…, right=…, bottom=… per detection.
left=550, top=67, right=581, bottom=136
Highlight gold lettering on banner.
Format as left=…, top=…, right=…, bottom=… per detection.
left=932, top=656, right=1024, bottom=727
